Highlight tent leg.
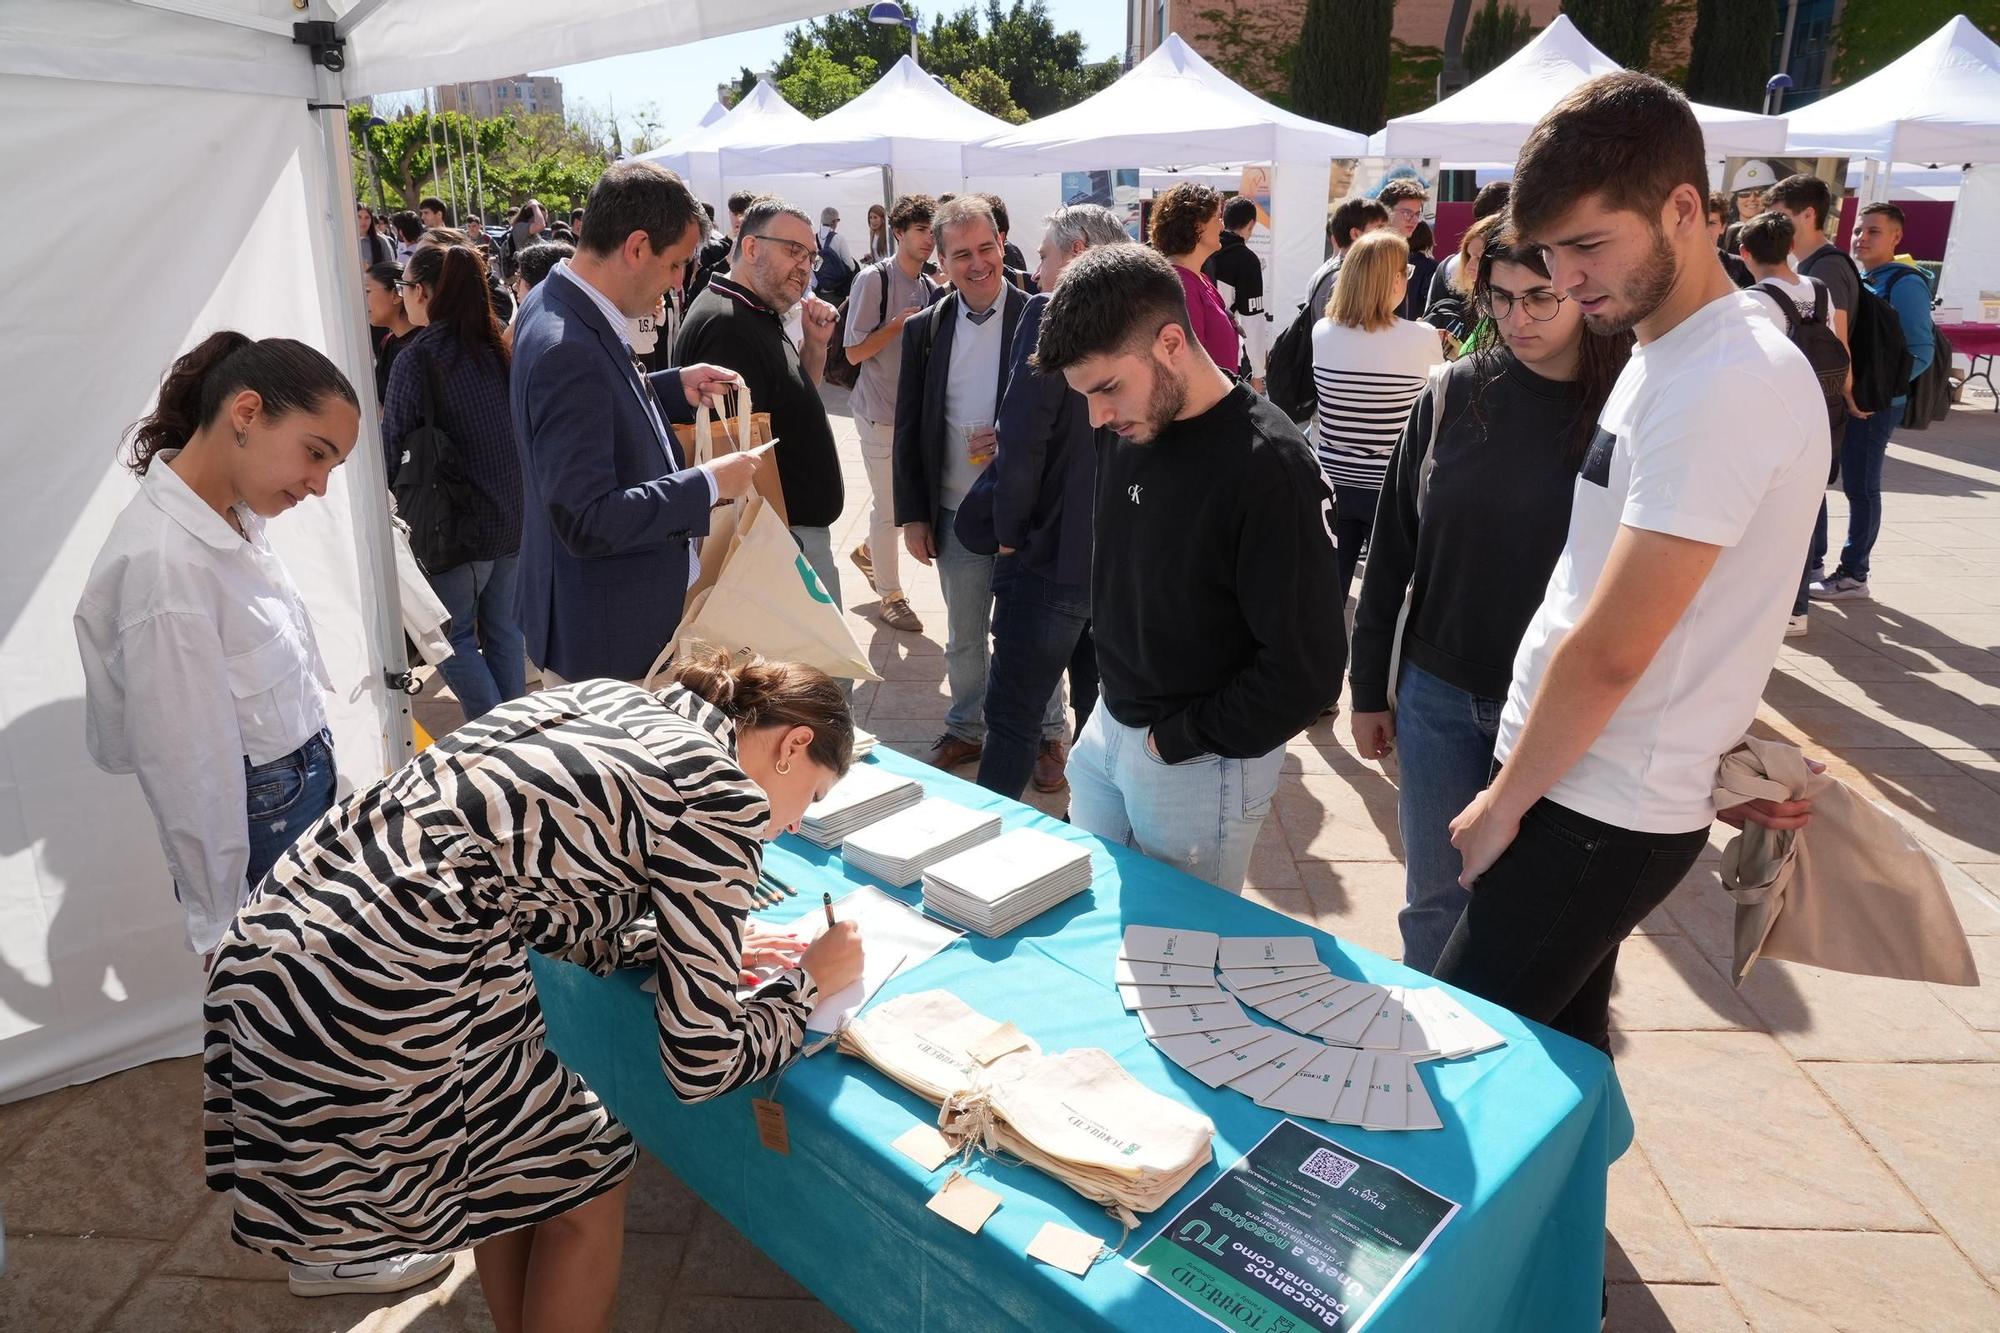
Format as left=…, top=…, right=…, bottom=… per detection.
left=308, top=9, right=413, bottom=771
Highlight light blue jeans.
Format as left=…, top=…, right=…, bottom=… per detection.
left=429, top=555, right=526, bottom=721
left=934, top=505, right=1064, bottom=746
left=1066, top=706, right=1284, bottom=892
left=1394, top=661, right=1503, bottom=973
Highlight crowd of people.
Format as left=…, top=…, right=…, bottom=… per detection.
left=67, top=65, right=1954, bottom=1332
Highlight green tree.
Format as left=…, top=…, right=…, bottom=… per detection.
left=1835, top=0, right=2000, bottom=84
left=1684, top=0, right=1782, bottom=110
left=944, top=66, right=1031, bottom=123
left=769, top=2, right=1117, bottom=119
left=1194, top=3, right=1299, bottom=103
left=1293, top=0, right=1392, bottom=133
left=779, top=47, right=876, bottom=117
left=1562, top=0, right=1659, bottom=67
left=1464, top=0, right=1536, bottom=76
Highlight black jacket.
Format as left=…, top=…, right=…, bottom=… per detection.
left=990, top=295, right=1100, bottom=589
left=892, top=283, right=1031, bottom=533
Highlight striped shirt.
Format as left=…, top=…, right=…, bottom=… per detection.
left=1310, top=317, right=1446, bottom=491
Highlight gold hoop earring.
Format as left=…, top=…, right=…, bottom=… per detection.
left=775, top=759, right=791, bottom=775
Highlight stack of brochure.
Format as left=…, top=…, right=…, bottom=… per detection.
left=798, top=764, right=923, bottom=848
left=842, top=798, right=1001, bottom=887
left=851, top=727, right=879, bottom=759
left=921, top=827, right=1093, bottom=936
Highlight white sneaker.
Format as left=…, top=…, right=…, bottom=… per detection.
left=1786, top=613, right=1809, bottom=638
left=1808, top=571, right=1870, bottom=601
left=288, top=1251, right=453, bottom=1298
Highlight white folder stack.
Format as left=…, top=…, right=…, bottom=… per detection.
left=798, top=764, right=923, bottom=848
left=842, top=797, right=1002, bottom=887
left=921, top=827, right=1094, bottom=937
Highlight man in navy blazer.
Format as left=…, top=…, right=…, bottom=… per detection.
left=891, top=195, right=1062, bottom=773
left=510, top=161, right=755, bottom=682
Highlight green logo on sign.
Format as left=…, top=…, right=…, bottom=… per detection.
left=795, top=554, right=834, bottom=604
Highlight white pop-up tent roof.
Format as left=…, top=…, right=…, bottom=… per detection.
left=1784, top=15, right=2000, bottom=162
left=1382, top=14, right=1789, bottom=162
left=0, top=0, right=840, bottom=1102
left=720, top=54, right=1017, bottom=177
left=963, top=33, right=1368, bottom=175
left=694, top=98, right=731, bottom=130
left=635, top=79, right=816, bottom=203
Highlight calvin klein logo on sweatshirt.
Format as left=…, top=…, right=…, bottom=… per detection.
left=1127, top=484, right=1143, bottom=505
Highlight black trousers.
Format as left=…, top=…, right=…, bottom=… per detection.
left=1333, top=484, right=1378, bottom=607
left=1431, top=796, right=1707, bottom=1054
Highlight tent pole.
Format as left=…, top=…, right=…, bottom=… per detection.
left=472, top=124, right=487, bottom=227
left=308, top=4, right=414, bottom=770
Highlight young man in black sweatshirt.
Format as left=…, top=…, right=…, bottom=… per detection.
left=1033, top=244, right=1346, bottom=891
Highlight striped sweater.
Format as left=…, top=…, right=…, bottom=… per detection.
left=1310, top=316, right=1447, bottom=491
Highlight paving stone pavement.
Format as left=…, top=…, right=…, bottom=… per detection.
left=3, top=384, right=1997, bottom=1331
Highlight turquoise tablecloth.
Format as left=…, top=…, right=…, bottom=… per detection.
left=531, top=746, right=1630, bottom=1332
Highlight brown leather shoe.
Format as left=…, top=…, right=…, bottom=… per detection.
left=878, top=595, right=924, bottom=633
left=1032, top=738, right=1070, bottom=793
left=850, top=543, right=877, bottom=593
left=921, top=733, right=983, bottom=770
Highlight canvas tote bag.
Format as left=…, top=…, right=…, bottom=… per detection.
left=652, top=491, right=877, bottom=684
left=1713, top=736, right=1978, bottom=987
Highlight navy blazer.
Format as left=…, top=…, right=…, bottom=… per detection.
left=509, top=266, right=707, bottom=682
left=891, top=283, right=1030, bottom=533
left=990, top=294, right=1099, bottom=591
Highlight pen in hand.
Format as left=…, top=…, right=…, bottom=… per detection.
left=823, top=891, right=836, bottom=930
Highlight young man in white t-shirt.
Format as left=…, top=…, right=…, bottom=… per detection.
left=1434, top=72, right=1830, bottom=1057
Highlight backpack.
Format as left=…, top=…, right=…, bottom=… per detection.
left=815, top=228, right=856, bottom=305
left=1827, top=252, right=1914, bottom=415
left=1751, top=277, right=1851, bottom=436
left=389, top=356, right=481, bottom=575
left=823, top=261, right=934, bottom=390
left=1879, top=266, right=1953, bottom=432
left=1266, top=256, right=1338, bottom=422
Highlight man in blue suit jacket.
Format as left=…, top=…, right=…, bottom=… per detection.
left=510, top=162, right=755, bottom=682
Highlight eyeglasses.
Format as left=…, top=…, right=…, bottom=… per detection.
left=1480, top=289, right=1569, bottom=322
left=746, top=233, right=821, bottom=273
left=1390, top=206, right=1424, bottom=223
left=394, top=278, right=422, bottom=291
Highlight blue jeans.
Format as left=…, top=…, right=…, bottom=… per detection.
left=244, top=729, right=336, bottom=894
left=1832, top=399, right=1902, bottom=582
left=430, top=555, right=527, bottom=721
left=1067, top=707, right=1283, bottom=893
left=1393, top=663, right=1502, bottom=974
left=976, top=557, right=1095, bottom=799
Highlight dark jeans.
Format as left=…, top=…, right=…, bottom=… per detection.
left=243, top=729, right=336, bottom=894
left=976, top=558, right=1097, bottom=800
left=1333, top=484, right=1378, bottom=607
left=1794, top=418, right=1847, bottom=616
left=1431, top=797, right=1707, bottom=1054
left=1809, top=399, right=1902, bottom=588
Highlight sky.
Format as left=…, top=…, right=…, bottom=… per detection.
left=380, top=1, right=1129, bottom=146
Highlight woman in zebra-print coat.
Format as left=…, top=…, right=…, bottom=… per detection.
left=202, top=650, right=865, bottom=1333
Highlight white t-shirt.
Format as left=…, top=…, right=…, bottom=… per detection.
left=1748, top=272, right=1824, bottom=325
left=1496, top=291, right=1829, bottom=833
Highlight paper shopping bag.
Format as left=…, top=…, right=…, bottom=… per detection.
left=658, top=493, right=877, bottom=682
left=672, top=385, right=788, bottom=525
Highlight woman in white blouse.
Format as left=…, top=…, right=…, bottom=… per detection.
left=74, top=332, right=361, bottom=958
left=1310, top=229, right=1448, bottom=606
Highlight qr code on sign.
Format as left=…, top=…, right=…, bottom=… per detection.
left=1298, top=1147, right=1360, bottom=1189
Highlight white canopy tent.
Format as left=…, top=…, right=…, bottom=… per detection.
left=1382, top=15, right=1789, bottom=164
left=1785, top=16, right=2000, bottom=327
left=0, top=0, right=840, bottom=1101
left=962, top=34, right=1370, bottom=325
left=635, top=78, right=817, bottom=210
left=717, top=55, right=1062, bottom=261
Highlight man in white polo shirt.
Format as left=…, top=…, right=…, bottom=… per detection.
left=1435, top=72, right=1827, bottom=1055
